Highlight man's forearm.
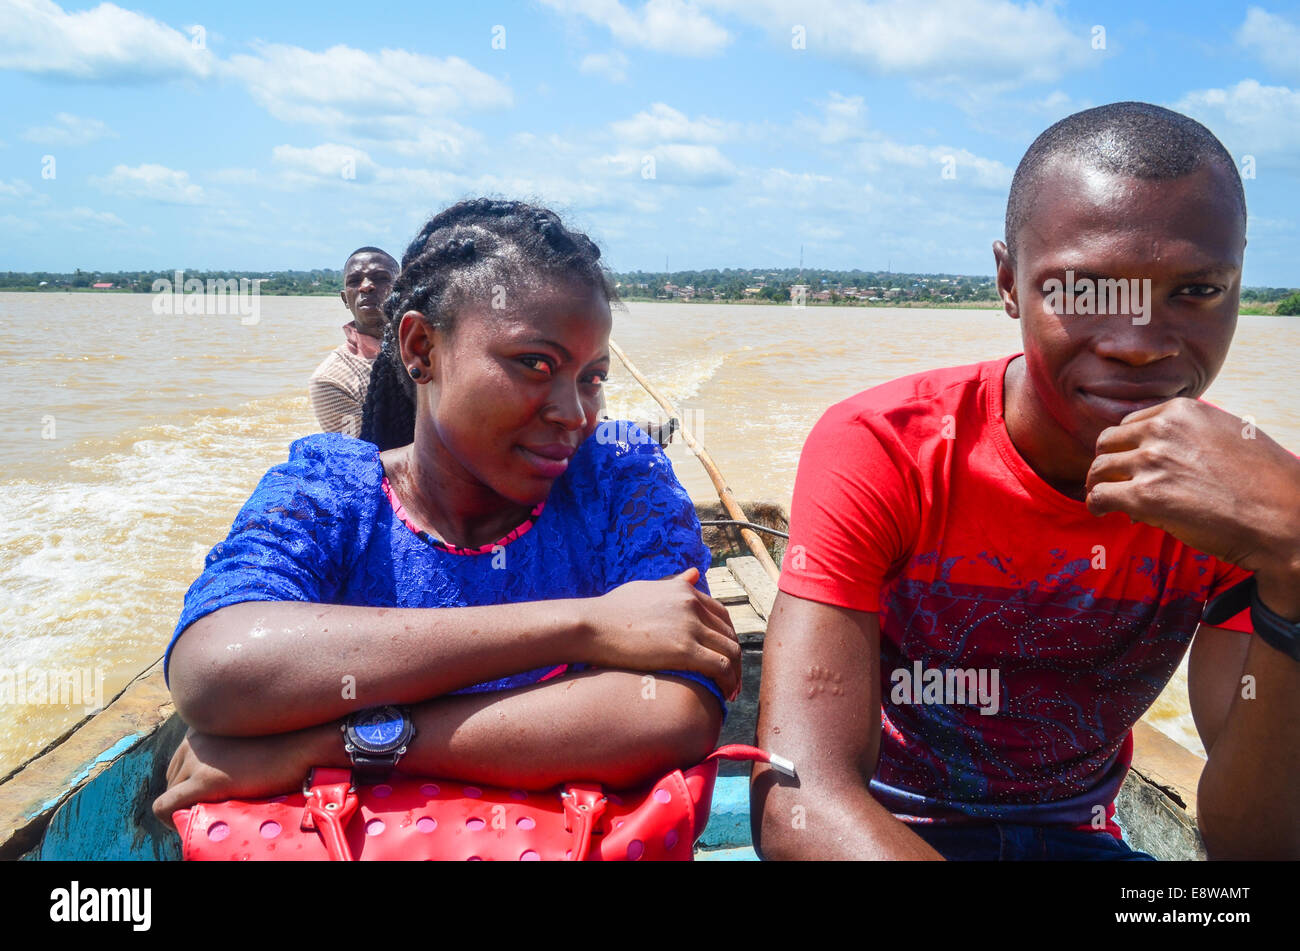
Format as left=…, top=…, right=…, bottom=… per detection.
left=1199, top=591, right=1300, bottom=859
left=753, top=769, right=943, bottom=860
left=297, top=669, right=723, bottom=790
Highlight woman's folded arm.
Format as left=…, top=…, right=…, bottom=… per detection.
left=169, top=568, right=739, bottom=737
left=170, top=598, right=595, bottom=737
left=154, top=668, right=725, bottom=824
left=387, top=669, right=722, bottom=789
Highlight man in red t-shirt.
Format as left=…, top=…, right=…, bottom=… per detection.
left=752, top=102, right=1300, bottom=860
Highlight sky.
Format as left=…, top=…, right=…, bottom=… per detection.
left=1, top=0, right=1298, bottom=284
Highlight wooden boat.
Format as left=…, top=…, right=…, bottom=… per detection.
left=0, top=499, right=1209, bottom=861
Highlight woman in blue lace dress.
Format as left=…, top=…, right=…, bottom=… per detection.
left=154, top=200, right=739, bottom=821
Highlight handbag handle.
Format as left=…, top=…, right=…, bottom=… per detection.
left=560, top=783, right=607, bottom=861
left=299, top=768, right=606, bottom=862
left=302, top=768, right=360, bottom=861
left=298, top=746, right=795, bottom=861
left=705, top=744, right=797, bottom=776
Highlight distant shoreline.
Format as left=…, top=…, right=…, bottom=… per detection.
left=614, top=295, right=1004, bottom=309
left=0, top=288, right=1287, bottom=316
left=613, top=297, right=1287, bottom=316
left=0, top=287, right=340, bottom=297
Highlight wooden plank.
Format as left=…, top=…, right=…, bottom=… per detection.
left=711, top=585, right=749, bottom=603
left=0, top=658, right=175, bottom=860
left=1131, top=720, right=1204, bottom=818
left=1117, top=769, right=1206, bottom=861
left=727, top=556, right=778, bottom=619
left=726, top=602, right=767, bottom=639
left=705, top=567, right=732, bottom=589
left=705, top=568, right=748, bottom=603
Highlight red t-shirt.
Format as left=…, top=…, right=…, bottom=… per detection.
left=779, top=354, right=1252, bottom=833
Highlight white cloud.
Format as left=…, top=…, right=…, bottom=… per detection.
left=0, top=0, right=213, bottom=80
left=597, top=103, right=738, bottom=185
left=509, top=131, right=583, bottom=155
left=593, top=143, right=737, bottom=185
left=271, top=144, right=379, bottom=185
left=227, top=43, right=512, bottom=130
left=0, top=213, right=36, bottom=233
left=1036, top=90, right=1074, bottom=111
left=6, top=205, right=128, bottom=235
left=1236, top=7, right=1300, bottom=80
left=857, top=140, right=1012, bottom=189
left=761, top=168, right=833, bottom=195
left=797, top=92, right=868, bottom=144
left=1174, top=80, right=1300, bottom=162
left=20, top=113, right=116, bottom=147
left=353, top=120, right=481, bottom=164
left=799, top=223, right=844, bottom=241
left=610, top=102, right=732, bottom=144
left=791, top=93, right=1010, bottom=189
left=90, top=164, right=206, bottom=204
left=653, top=143, right=737, bottom=184
left=580, top=50, right=630, bottom=82
left=370, top=165, right=463, bottom=201
left=705, top=0, right=1092, bottom=88
left=0, top=178, right=34, bottom=200
left=540, top=0, right=730, bottom=56
left=210, top=168, right=260, bottom=186
left=56, top=206, right=127, bottom=229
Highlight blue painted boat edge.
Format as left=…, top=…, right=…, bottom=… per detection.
left=29, top=732, right=144, bottom=819
left=696, top=775, right=758, bottom=860
left=27, top=713, right=188, bottom=861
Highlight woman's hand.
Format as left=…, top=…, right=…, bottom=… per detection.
left=152, top=724, right=332, bottom=830
left=579, top=567, right=742, bottom=699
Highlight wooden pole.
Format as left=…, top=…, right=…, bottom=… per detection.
left=608, top=339, right=781, bottom=583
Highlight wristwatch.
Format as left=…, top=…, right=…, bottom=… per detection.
left=1203, top=578, right=1300, bottom=662
left=342, top=705, right=415, bottom=784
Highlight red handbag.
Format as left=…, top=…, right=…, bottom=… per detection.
left=172, top=744, right=792, bottom=861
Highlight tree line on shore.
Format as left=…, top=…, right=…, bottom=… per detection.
left=2, top=267, right=1297, bottom=313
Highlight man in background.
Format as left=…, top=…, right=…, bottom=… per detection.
left=309, top=246, right=398, bottom=436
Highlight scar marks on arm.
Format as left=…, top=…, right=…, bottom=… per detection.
left=806, top=665, right=844, bottom=699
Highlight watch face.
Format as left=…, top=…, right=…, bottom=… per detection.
left=351, top=707, right=406, bottom=752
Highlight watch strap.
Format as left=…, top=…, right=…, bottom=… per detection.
left=1202, top=577, right=1253, bottom=626
left=1204, top=577, right=1300, bottom=662
left=351, top=753, right=400, bottom=785
left=1250, top=584, right=1300, bottom=662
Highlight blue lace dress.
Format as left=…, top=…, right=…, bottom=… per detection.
left=166, top=423, right=724, bottom=708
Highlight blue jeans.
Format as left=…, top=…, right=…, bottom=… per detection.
left=910, top=822, right=1156, bottom=861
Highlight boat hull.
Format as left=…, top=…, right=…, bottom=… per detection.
left=1, top=502, right=1211, bottom=861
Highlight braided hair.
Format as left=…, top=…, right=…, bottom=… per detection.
left=359, top=199, right=617, bottom=450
